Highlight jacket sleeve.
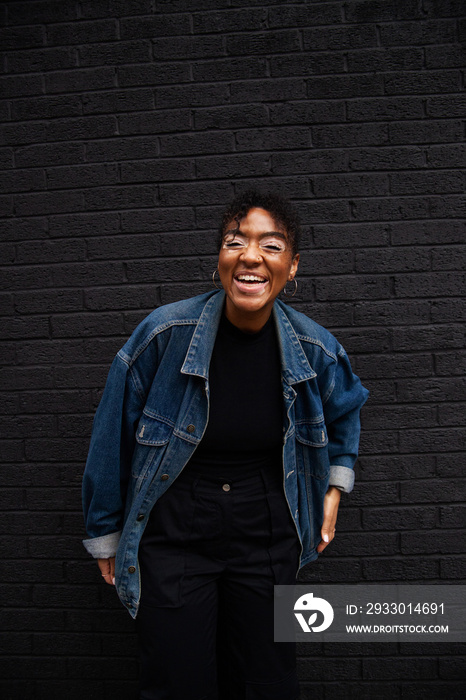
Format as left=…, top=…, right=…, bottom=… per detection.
left=82, top=352, right=144, bottom=558
left=322, top=345, right=369, bottom=494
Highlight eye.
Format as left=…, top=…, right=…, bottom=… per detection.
left=224, top=240, right=243, bottom=248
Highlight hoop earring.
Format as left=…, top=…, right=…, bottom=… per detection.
left=283, top=278, right=297, bottom=297
left=212, top=269, right=222, bottom=289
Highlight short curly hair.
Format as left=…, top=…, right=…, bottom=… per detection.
left=218, top=189, right=301, bottom=258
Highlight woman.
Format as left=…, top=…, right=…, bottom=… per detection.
left=82, top=190, right=368, bottom=699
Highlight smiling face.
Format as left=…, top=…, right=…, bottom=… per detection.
left=218, top=207, right=299, bottom=332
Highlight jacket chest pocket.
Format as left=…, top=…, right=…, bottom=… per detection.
left=131, top=414, right=173, bottom=490
left=295, top=420, right=329, bottom=480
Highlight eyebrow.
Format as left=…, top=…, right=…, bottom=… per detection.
left=224, top=229, right=288, bottom=242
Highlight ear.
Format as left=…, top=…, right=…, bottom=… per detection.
left=289, top=253, right=299, bottom=280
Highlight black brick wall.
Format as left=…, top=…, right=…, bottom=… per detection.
left=1, top=1, right=465, bottom=698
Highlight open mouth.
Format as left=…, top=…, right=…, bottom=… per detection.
left=234, top=274, right=267, bottom=285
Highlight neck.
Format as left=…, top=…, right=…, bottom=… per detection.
left=224, top=302, right=273, bottom=333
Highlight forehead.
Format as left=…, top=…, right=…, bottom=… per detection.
left=225, top=207, right=286, bottom=235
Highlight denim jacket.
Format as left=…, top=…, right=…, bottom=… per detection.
left=82, top=290, right=368, bottom=618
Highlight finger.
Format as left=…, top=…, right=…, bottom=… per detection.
left=97, top=558, right=116, bottom=586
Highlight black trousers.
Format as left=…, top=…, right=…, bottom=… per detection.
left=136, top=465, right=301, bottom=700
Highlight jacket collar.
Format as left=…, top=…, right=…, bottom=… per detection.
left=181, top=291, right=316, bottom=385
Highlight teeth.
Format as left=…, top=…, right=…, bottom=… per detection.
left=237, top=275, right=265, bottom=282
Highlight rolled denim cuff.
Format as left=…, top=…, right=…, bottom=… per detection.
left=329, top=465, right=355, bottom=494
left=82, top=531, right=121, bottom=559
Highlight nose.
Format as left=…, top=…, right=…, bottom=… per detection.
left=240, top=241, right=262, bottom=265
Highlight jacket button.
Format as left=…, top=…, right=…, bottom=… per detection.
left=128, top=566, right=136, bottom=574
left=161, top=473, right=169, bottom=481
left=187, top=424, right=195, bottom=433
left=136, top=514, right=144, bottom=521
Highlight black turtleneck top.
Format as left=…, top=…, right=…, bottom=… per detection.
left=188, top=312, right=284, bottom=476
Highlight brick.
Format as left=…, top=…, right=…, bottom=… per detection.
left=0, top=168, right=46, bottom=194
left=45, top=67, right=115, bottom=94
left=51, top=261, right=124, bottom=288
left=363, top=658, right=437, bottom=681
left=390, top=220, right=465, bottom=246
left=14, top=289, right=83, bottom=315
left=120, top=109, right=192, bottom=135
left=121, top=158, right=194, bottom=184
left=193, top=8, right=266, bottom=33
left=2, top=316, right=49, bottom=339
left=307, top=74, right=383, bottom=99
left=441, top=557, right=466, bottom=580
left=390, top=171, right=464, bottom=195
left=159, top=132, right=233, bottom=157
left=353, top=195, right=430, bottom=222
left=0, top=26, right=45, bottom=50
left=393, top=326, right=464, bottom=351
left=79, top=40, right=151, bottom=66
left=235, top=127, right=310, bottom=152
left=157, top=83, right=229, bottom=109
left=15, top=142, right=85, bottom=168
left=394, top=272, right=466, bottom=298
left=118, top=62, right=190, bottom=87
left=121, top=207, right=195, bottom=233
left=227, top=30, right=301, bottom=56
left=233, top=77, right=307, bottom=103
left=425, top=44, right=466, bottom=69
left=7, top=47, right=78, bottom=73
left=196, top=153, right=271, bottom=180
left=363, top=404, right=437, bottom=430
left=384, top=70, right=461, bottom=95
left=0, top=147, right=14, bottom=169
left=312, top=123, right=388, bottom=148
left=51, top=312, right=124, bottom=339
left=347, top=97, right=424, bottom=122
left=153, top=34, right=224, bottom=61
left=316, top=276, right=390, bottom=302
left=438, top=402, right=466, bottom=427
left=439, top=504, right=466, bottom=528
left=19, top=389, right=92, bottom=415
left=349, top=147, right=425, bottom=170
left=84, top=286, right=158, bottom=312
left=268, top=4, right=342, bottom=27
left=299, top=657, right=361, bottom=681
left=273, top=149, right=346, bottom=175
left=46, top=163, right=118, bottom=190
left=313, top=173, right=388, bottom=198
left=435, top=351, right=466, bottom=377
left=355, top=248, right=430, bottom=273
left=402, top=530, right=464, bottom=555
left=401, top=478, right=465, bottom=503
left=400, top=428, right=465, bottom=454
left=427, top=144, right=466, bottom=168
left=48, top=212, right=120, bottom=238
left=432, top=246, right=466, bottom=271
left=270, top=52, right=344, bottom=77
left=80, top=0, right=153, bottom=19
left=120, top=14, right=190, bottom=39
left=303, top=24, right=377, bottom=51
left=437, top=452, right=466, bottom=477
left=47, top=20, right=118, bottom=46
left=194, top=104, right=269, bottom=130
left=397, top=377, right=466, bottom=403
left=348, top=47, right=424, bottom=72
left=328, top=531, right=399, bottom=557
left=86, top=137, right=159, bottom=162
left=0, top=73, right=44, bottom=98
left=363, top=505, right=437, bottom=531
left=379, top=20, right=456, bottom=46
left=270, top=100, right=345, bottom=125
left=389, top=119, right=464, bottom=145
left=15, top=190, right=85, bottom=217
left=8, top=1, right=78, bottom=25
left=159, top=181, right=233, bottom=207
left=84, top=184, right=156, bottom=211
left=82, top=88, right=155, bottom=114
left=423, top=0, right=466, bottom=17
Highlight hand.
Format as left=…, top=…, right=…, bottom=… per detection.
left=97, top=557, right=116, bottom=585
left=316, top=486, right=341, bottom=553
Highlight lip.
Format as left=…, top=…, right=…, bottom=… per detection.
left=233, top=272, right=269, bottom=295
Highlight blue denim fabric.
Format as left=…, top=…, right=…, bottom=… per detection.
left=82, top=290, right=368, bottom=618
